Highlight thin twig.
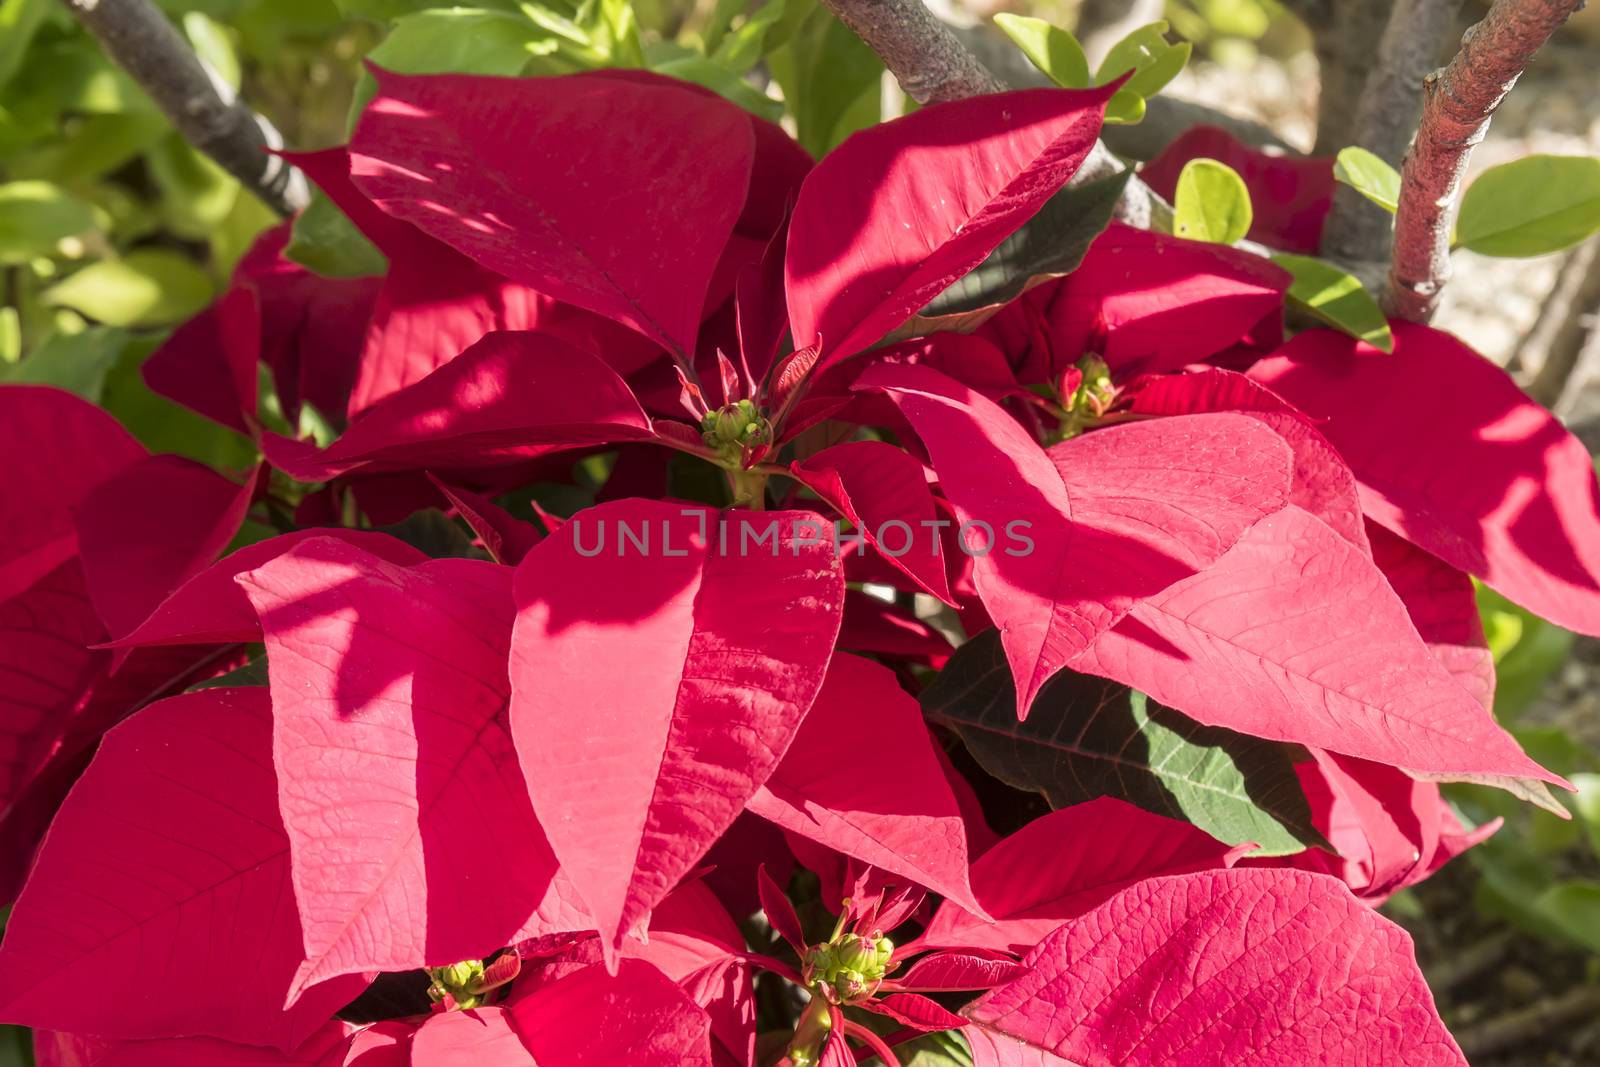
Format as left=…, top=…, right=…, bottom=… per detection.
left=1385, top=0, right=1585, bottom=322
left=1524, top=235, right=1600, bottom=407
left=814, top=0, right=1173, bottom=230
left=60, top=0, right=307, bottom=217
left=1320, top=0, right=1463, bottom=265
left=1454, top=984, right=1600, bottom=1059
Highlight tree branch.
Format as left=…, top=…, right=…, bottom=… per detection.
left=815, top=0, right=1172, bottom=231
left=1524, top=235, right=1600, bottom=408
left=61, top=0, right=307, bottom=218
left=1319, top=0, right=1463, bottom=265
left=1385, top=0, right=1585, bottom=322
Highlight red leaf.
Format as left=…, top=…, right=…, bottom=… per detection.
left=860, top=992, right=966, bottom=1032
left=1124, top=368, right=1368, bottom=550
left=890, top=952, right=1028, bottom=992
left=409, top=1009, right=531, bottom=1065
left=1070, top=506, right=1566, bottom=804
left=966, top=868, right=1466, bottom=1066
left=748, top=653, right=981, bottom=913
left=1368, top=522, right=1495, bottom=711
left=792, top=440, right=955, bottom=604
left=35, top=1023, right=354, bottom=1067
left=236, top=539, right=571, bottom=997
left=0, top=689, right=364, bottom=1048
left=142, top=286, right=261, bottom=435
left=74, top=456, right=257, bottom=643
left=0, top=386, right=143, bottom=600
left=758, top=865, right=806, bottom=954
left=110, top=530, right=427, bottom=652
left=1250, top=322, right=1600, bottom=635
left=922, top=796, right=1240, bottom=954
left=350, top=69, right=753, bottom=357
left=321, top=1022, right=410, bottom=1066
left=1020, top=224, right=1291, bottom=380
left=786, top=85, right=1114, bottom=365
left=859, top=363, right=1293, bottom=714
left=263, top=331, right=653, bottom=483
left=509, top=500, right=844, bottom=959
left=513, top=960, right=714, bottom=1067
left=1140, top=125, right=1335, bottom=254
left=430, top=475, right=543, bottom=565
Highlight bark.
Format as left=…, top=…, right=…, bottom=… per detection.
left=1386, top=0, right=1586, bottom=322
left=1320, top=0, right=1464, bottom=265
left=60, top=0, right=307, bottom=217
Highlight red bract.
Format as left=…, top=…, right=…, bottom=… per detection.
left=5, top=58, right=1592, bottom=1067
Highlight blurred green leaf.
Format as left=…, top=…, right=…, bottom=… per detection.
left=146, top=133, right=240, bottom=239
left=651, top=55, right=782, bottom=121
left=579, top=0, right=645, bottom=66
left=286, top=187, right=388, bottom=278
left=993, top=13, right=1089, bottom=88
left=1477, top=584, right=1574, bottom=720
left=100, top=336, right=257, bottom=469
left=1333, top=146, right=1401, bottom=214
left=43, top=249, right=214, bottom=328
left=0, top=180, right=101, bottom=263
left=0, top=324, right=126, bottom=400
left=9, top=111, right=170, bottom=183
left=210, top=188, right=279, bottom=277
left=1272, top=253, right=1393, bottom=351
left=367, top=7, right=561, bottom=76
left=0, top=307, right=17, bottom=364
left=1573, top=772, right=1600, bottom=858
left=0, top=0, right=49, bottom=92
left=1457, top=154, right=1600, bottom=258
left=709, top=0, right=790, bottom=73
left=1174, top=157, right=1252, bottom=244
left=767, top=3, right=881, bottom=157
left=183, top=11, right=242, bottom=93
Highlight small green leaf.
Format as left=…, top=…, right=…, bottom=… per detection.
left=1272, top=253, right=1393, bottom=352
left=0, top=180, right=102, bottom=263
left=43, top=249, right=213, bottom=328
left=1457, top=154, right=1600, bottom=257
left=286, top=187, right=388, bottom=278
left=1095, top=22, right=1169, bottom=84
left=0, top=324, right=127, bottom=400
left=923, top=630, right=1324, bottom=856
left=1101, top=88, right=1147, bottom=125
left=1093, top=22, right=1189, bottom=126
left=992, top=13, right=1089, bottom=89
left=1123, top=39, right=1190, bottom=100
left=1173, top=157, right=1253, bottom=244
left=1333, top=146, right=1401, bottom=213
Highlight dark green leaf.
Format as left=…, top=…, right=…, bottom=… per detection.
left=376, top=508, right=484, bottom=559
left=922, top=630, right=1324, bottom=856
left=286, top=186, right=388, bottom=278
left=767, top=4, right=882, bottom=157
left=904, top=171, right=1128, bottom=337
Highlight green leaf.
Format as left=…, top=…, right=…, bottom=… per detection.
left=183, top=12, right=241, bottom=93
left=1457, top=154, right=1600, bottom=257
left=709, top=0, right=791, bottom=73
left=146, top=133, right=239, bottom=240
left=43, top=249, right=213, bottom=328
left=922, top=630, right=1325, bottom=856
left=767, top=4, right=882, bottom=157
left=578, top=0, right=646, bottom=67
left=1094, top=22, right=1189, bottom=126
left=1333, top=146, right=1400, bottom=213
left=0, top=180, right=101, bottom=264
left=286, top=186, right=388, bottom=278
left=1272, top=253, right=1393, bottom=352
left=651, top=56, right=783, bottom=121
left=9, top=112, right=170, bottom=184
left=1573, top=772, right=1600, bottom=859
left=904, top=171, right=1128, bottom=338
left=1173, top=157, right=1253, bottom=244
left=210, top=189, right=279, bottom=278
left=0, top=0, right=49, bottom=92
left=377, top=508, right=483, bottom=559
left=867, top=1030, right=972, bottom=1067
left=0, top=324, right=127, bottom=400
left=992, top=13, right=1089, bottom=88
left=100, top=336, right=257, bottom=469
left=1477, top=583, right=1573, bottom=720
left=366, top=8, right=560, bottom=77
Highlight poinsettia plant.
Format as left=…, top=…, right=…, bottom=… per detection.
left=4, top=8, right=1600, bottom=1067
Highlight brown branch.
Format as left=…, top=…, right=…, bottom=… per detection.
left=1385, top=0, right=1585, bottom=322
left=60, top=0, right=307, bottom=218
left=815, top=0, right=1172, bottom=230
left=1525, top=235, right=1600, bottom=407
left=1455, top=984, right=1600, bottom=1059
left=1320, top=0, right=1463, bottom=265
